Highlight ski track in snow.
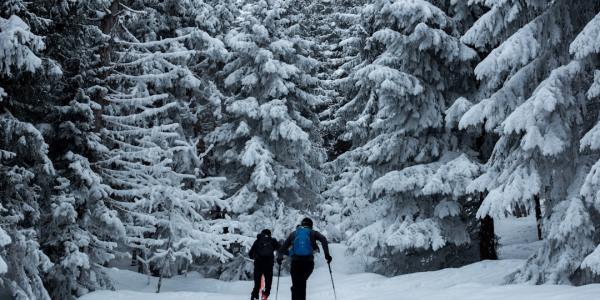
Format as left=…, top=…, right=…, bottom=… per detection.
left=81, top=243, right=600, bottom=300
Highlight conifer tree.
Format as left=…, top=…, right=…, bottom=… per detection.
left=459, top=0, right=600, bottom=284
left=93, top=0, right=243, bottom=288
left=321, top=0, right=480, bottom=273
left=23, top=2, right=131, bottom=298
left=0, top=9, right=54, bottom=299
left=207, top=0, right=325, bottom=238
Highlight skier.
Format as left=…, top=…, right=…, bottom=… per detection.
left=249, top=229, right=280, bottom=300
left=277, top=217, right=332, bottom=300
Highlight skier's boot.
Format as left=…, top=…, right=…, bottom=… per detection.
left=261, top=289, right=269, bottom=300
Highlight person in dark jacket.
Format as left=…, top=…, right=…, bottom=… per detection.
left=249, top=229, right=280, bottom=300
left=276, top=218, right=332, bottom=300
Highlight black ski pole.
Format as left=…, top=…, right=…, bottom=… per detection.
left=328, top=262, right=338, bottom=300
left=276, top=263, right=281, bottom=300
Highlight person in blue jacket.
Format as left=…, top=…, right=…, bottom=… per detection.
left=276, top=218, right=332, bottom=300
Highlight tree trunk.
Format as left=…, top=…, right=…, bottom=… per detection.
left=95, top=0, right=120, bottom=131
left=100, top=1, right=120, bottom=65
left=479, top=215, right=498, bottom=260
left=534, top=194, right=543, bottom=240
left=156, top=273, right=163, bottom=293
left=479, top=193, right=498, bottom=260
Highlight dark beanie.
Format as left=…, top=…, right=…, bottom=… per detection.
left=301, top=217, right=313, bottom=228
left=261, top=229, right=271, bottom=236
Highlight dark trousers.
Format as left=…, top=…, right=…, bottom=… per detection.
left=252, top=260, right=274, bottom=299
left=290, top=260, right=314, bottom=300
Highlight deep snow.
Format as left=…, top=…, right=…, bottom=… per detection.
left=79, top=217, right=600, bottom=300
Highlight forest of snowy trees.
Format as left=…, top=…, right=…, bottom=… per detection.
left=2, top=0, right=600, bottom=299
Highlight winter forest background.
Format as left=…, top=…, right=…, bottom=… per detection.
left=3, top=0, right=600, bottom=299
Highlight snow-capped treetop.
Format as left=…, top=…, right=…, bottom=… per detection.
left=0, top=15, right=44, bottom=77
left=369, top=0, right=450, bottom=32
left=570, top=12, right=600, bottom=59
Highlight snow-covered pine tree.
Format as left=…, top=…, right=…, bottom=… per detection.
left=35, top=2, right=129, bottom=297
left=283, top=0, right=365, bottom=164
left=320, top=0, right=383, bottom=226
left=319, top=0, right=369, bottom=151
left=94, top=1, right=243, bottom=289
left=458, top=0, right=600, bottom=284
left=0, top=9, right=55, bottom=300
left=207, top=0, right=325, bottom=265
left=321, top=0, right=481, bottom=274
left=150, top=0, right=238, bottom=176
left=0, top=116, right=54, bottom=300
left=195, top=0, right=239, bottom=39
left=579, top=13, right=600, bottom=281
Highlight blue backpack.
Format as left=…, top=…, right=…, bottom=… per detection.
left=290, top=226, right=313, bottom=256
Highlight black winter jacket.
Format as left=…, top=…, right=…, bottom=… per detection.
left=249, top=234, right=280, bottom=263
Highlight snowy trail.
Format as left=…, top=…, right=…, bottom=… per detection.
left=80, top=244, right=600, bottom=300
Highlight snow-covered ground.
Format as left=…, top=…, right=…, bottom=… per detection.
left=495, top=215, right=544, bottom=259
left=80, top=254, right=600, bottom=300
left=80, top=218, right=600, bottom=300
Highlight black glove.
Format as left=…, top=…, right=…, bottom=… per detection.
left=276, top=257, right=283, bottom=265
left=325, top=254, right=332, bottom=264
